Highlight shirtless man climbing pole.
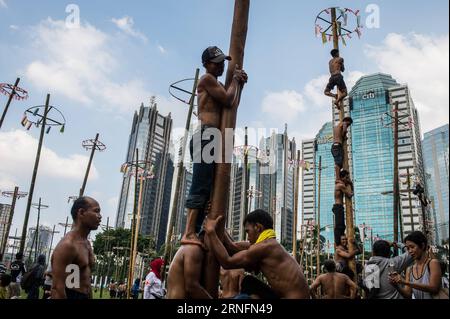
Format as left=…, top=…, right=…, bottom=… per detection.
left=331, top=117, right=353, bottom=178
left=181, top=46, right=248, bottom=247
left=310, top=260, right=357, bottom=299
left=324, top=49, right=347, bottom=109
left=333, top=170, right=354, bottom=249
left=51, top=197, right=102, bottom=299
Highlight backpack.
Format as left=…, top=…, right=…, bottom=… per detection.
left=20, top=267, right=36, bottom=291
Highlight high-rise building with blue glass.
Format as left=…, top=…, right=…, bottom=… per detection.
left=422, top=124, right=449, bottom=244
left=336, top=73, right=427, bottom=246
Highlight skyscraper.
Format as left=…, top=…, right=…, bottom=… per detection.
left=301, top=139, right=315, bottom=224
left=256, top=129, right=296, bottom=249
left=337, top=73, right=427, bottom=244
left=227, top=150, right=260, bottom=241
left=116, top=98, right=174, bottom=249
left=0, top=204, right=11, bottom=254
left=422, top=124, right=449, bottom=244
left=314, top=123, right=336, bottom=250
left=25, top=225, right=52, bottom=260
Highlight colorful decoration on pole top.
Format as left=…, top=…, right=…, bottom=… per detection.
left=22, top=105, right=66, bottom=134
left=315, top=7, right=363, bottom=45
left=0, top=83, right=29, bottom=101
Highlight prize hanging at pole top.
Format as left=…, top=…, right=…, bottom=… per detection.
left=314, top=7, right=363, bottom=45
left=0, top=83, right=29, bottom=100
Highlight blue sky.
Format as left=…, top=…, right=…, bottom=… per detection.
left=0, top=0, right=448, bottom=248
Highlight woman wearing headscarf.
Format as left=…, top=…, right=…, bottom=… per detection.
left=144, top=258, right=165, bottom=299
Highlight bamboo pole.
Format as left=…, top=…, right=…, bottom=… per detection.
left=393, top=101, right=400, bottom=245
left=205, top=0, right=250, bottom=298
left=330, top=7, right=357, bottom=280
left=127, top=149, right=139, bottom=298
left=80, top=133, right=100, bottom=197
left=293, top=151, right=300, bottom=262
left=161, top=69, right=199, bottom=284
left=0, top=187, right=19, bottom=258
left=19, top=95, right=50, bottom=256
left=0, top=78, right=20, bottom=129
left=316, top=156, right=322, bottom=276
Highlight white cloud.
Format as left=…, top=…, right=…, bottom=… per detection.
left=111, top=16, right=148, bottom=43
left=157, top=45, right=167, bottom=54
left=261, top=90, right=306, bottom=122
left=9, top=25, right=19, bottom=30
left=0, top=0, right=7, bottom=8
left=0, top=130, right=98, bottom=188
left=366, top=33, right=449, bottom=133
left=24, top=18, right=153, bottom=114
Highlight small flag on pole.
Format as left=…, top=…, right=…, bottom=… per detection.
left=21, top=115, right=28, bottom=127
left=321, top=32, right=327, bottom=44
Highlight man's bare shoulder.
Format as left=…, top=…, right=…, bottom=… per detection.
left=53, top=236, right=77, bottom=254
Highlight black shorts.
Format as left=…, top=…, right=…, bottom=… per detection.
left=240, top=275, right=279, bottom=299
left=331, top=143, right=343, bottom=168
left=326, top=74, right=347, bottom=92
left=66, top=288, right=89, bottom=300
left=332, top=204, right=346, bottom=245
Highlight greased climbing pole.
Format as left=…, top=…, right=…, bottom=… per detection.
left=205, top=0, right=250, bottom=298
left=315, top=7, right=363, bottom=281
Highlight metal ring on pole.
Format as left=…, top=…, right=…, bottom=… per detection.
left=31, top=202, right=49, bottom=210
left=0, top=83, right=29, bottom=100
left=169, top=78, right=199, bottom=118
left=22, top=105, right=66, bottom=132
left=120, top=159, right=155, bottom=179
left=315, top=7, right=362, bottom=42
left=2, top=190, right=28, bottom=199
left=233, top=145, right=259, bottom=160
left=82, top=139, right=107, bottom=152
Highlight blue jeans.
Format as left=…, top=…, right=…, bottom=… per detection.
left=185, top=126, right=216, bottom=233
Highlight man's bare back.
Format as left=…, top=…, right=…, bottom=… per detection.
left=167, top=244, right=211, bottom=299
left=334, top=181, right=346, bottom=205
left=243, top=239, right=309, bottom=299
left=220, top=268, right=244, bottom=298
left=333, top=122, right=345, bottom=144
left=313, top=272, right=355, bottom=299
left=51, top=232, right=95, bottom=297
left=329, top=57, right=344, bottom=76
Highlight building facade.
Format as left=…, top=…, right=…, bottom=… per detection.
left=115, top=98, right=174, bottom=249
left=422, top=124, right=449, bottom=244
left=339, top=73, right=427, bottom=244
left=256, top=129, right=296, bottom=249
left=0, top=204, right=11, bottom=254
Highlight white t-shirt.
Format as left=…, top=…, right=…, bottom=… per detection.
left=143, top=272, right=163, bottom=299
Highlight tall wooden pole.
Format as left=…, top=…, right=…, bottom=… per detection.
left=293, top=151, right=300, bottom=262
left=393, top=101, right=400, bottom=244
left=80, top=133, right=99, bottom=197
left=63, top=216, right=69, bottom=236
left=330, top=8, right=356, bottom=279
left=99, top=217, right=109, bottom=299
left=406, top=168, right=415, bottom=232
left=34, top=198, right=42, bottom=260
left=128, top=173, right=144, bottom=298
left=127, top=149, right=139, bottom=298
left=205, top=0, right=250, bottom=298
left=242, top=126, right=249, bottom=240
left=161, top=68, right=199, bottom=284
left=0, top=187, right=19, bottom=258
left=316, top=156, right=322, bottom=277
left=0, top=78, right=20, bottom=129
left=19, top=94, right=50, bottom=256
left=47, top=224, right=56, bottom=263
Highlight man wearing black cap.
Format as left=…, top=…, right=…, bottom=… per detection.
left=324, top=49, right=347, bottom=109
left=181, top=46, right=248, bottom=247
left=332, top=116, right=353, bottom=179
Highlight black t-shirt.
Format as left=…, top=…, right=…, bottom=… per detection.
left=10, top=260, right=26, bottom=282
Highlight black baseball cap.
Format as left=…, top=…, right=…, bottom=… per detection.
left=202, top=46, right=231, bottom=64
